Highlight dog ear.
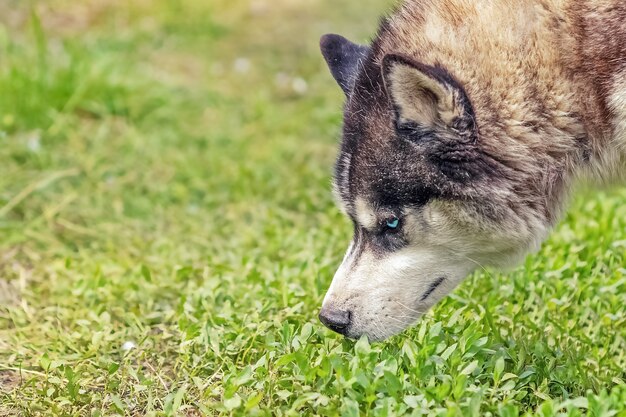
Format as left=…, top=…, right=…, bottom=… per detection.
left=382, top=54, right=476, bottom=141
left=320, top=34, right=370, bottom=96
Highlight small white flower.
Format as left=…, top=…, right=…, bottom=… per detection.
left=121, top=341, right=136, bottom=351
left=291, top=77, right=308, bottom=95
left=27, top=132, right=41, bottom=152
left=234, top=58, right=251, bottom=74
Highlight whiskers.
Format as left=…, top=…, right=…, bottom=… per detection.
left=372, top=300, right=430, bottom=338
left=359, top=301, right=430, bottom=341
left=371, top=316, right=385, bottom=341
left=393, top=299, right=429, bottom=317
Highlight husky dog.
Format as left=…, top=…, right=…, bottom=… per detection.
left=318, top=0, right=626, bottom=341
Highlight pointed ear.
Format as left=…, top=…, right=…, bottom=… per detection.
left=382, top=54, right=476, bottom=140
left=320, top=34, right=370, bottom=96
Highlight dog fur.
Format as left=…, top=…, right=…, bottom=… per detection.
left=319, top=0, right=626, bottom=341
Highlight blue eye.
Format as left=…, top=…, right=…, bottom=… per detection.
left=386, top=217, right=399, bottom=229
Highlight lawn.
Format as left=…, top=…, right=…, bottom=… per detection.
left=1, top=0, right=625, bottom=415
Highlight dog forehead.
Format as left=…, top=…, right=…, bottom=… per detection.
left=333, top=57, right=445, bottom=213
left=338, top=126, right=437, bottom=210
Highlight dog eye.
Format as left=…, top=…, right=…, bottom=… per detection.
left=385, top=217, right=400, bottom=230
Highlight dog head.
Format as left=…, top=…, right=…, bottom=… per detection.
left=318, top=34, right=551, bottom=341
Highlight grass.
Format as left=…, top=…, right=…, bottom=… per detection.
left=0, top=0, right=625, bottom=415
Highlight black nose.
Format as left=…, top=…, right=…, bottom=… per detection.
left=319, top=306, right=351, bottom=335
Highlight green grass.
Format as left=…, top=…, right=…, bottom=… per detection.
left=1, top=0, right=625, bottom=415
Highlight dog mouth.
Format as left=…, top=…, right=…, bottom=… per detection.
left=420, top=276, right=446, bottom=301
left=320, top=270, right=450, bottom=341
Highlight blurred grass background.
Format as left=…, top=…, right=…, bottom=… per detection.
left=0, top=0, right=625, bottom=415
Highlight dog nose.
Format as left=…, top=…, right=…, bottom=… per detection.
left=319, top=306, right=351, bottom=335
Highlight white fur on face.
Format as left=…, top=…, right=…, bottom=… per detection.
left=354, top=197, right=378, bottom=230
left=323, top=241, right=475, bottom=341
left=322, top=200, right=548, bottom=341
left=322, top=205, right=477, bottom=341
left=332, top=153, right=352, bottom=215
